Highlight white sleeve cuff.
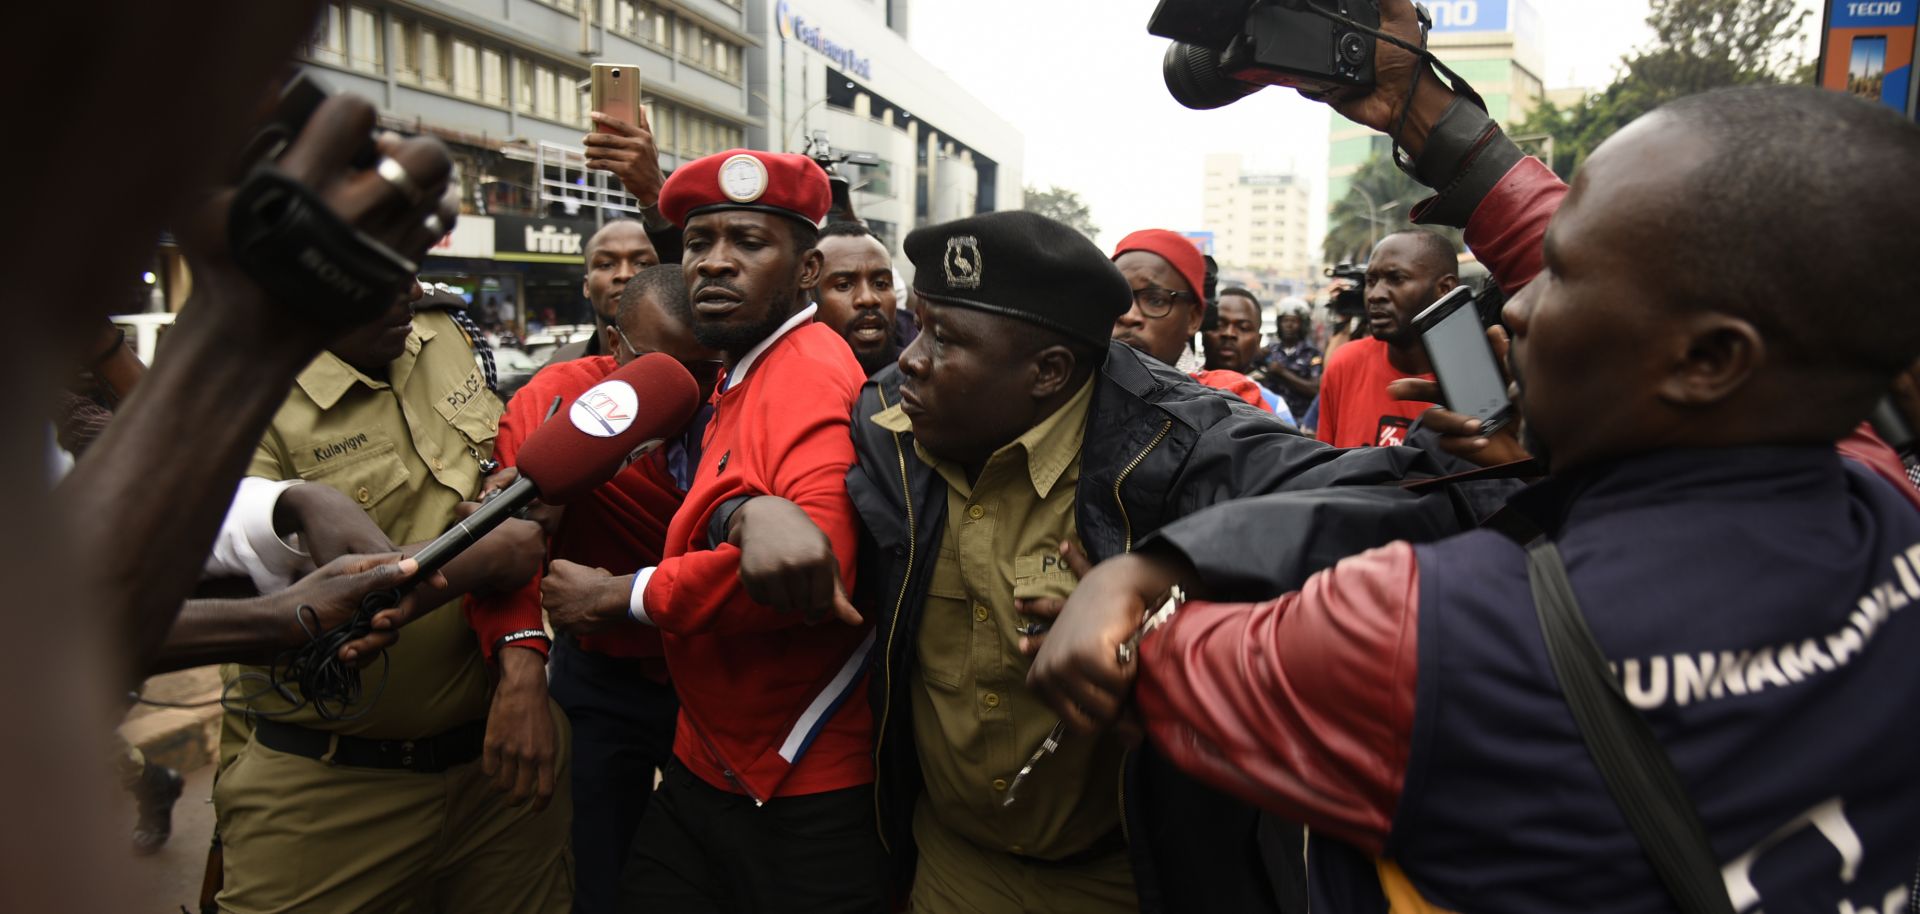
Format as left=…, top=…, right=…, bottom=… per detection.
left=205, top=478, right=313, bottom=592
left=629, top=566, right=658, bottom=626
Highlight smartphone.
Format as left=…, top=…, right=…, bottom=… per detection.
left=1412, top=285, right=1514, bottom=434
left=590, top=63, right=642, bottom=129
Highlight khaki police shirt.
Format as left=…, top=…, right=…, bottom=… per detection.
left=226, top=309, right=501, bottom=740
left=873, top=379, right=1124, bottom=860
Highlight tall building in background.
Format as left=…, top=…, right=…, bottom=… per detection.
left=273, top=0, right=1018, bottom=331
left=1203, top=153, right=1313, bottom=285
left=1326, top=0, right=1544, bottom=214
left=746, top=0, right=1024, bottom=260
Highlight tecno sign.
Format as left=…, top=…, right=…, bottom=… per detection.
left=1830, top=0, right=1916, bottom=25
left=1428, top=0, right=1512, bottom=32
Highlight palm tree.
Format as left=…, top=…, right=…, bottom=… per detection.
left=1322, top=151, right=1462, bottom=265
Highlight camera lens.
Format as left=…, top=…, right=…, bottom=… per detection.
left=1161, top=42, right=1264, bottom=111
left=1339, top=32, right=1369, bottom=66
left=612, top=68, right=622, bottom=78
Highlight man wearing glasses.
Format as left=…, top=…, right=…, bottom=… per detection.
left=1109, top=229, right=1275, bottom=414
left=822, top=211, right=1446, bottom=912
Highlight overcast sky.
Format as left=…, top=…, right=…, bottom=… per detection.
left=910, top=0, right=1826, bottom=250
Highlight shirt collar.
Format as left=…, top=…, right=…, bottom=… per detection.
left=869, top=377, right=1094, bottom=499
left=723, top=304, right=817, bottom=392
left=295, top=322, right=433, bottom=409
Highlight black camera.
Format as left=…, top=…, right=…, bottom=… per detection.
left=1325, top=261, right=1367, bottom=317
left=1149, top=0, right=1381, bottom=110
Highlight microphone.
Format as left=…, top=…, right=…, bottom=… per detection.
left=283, top=353, right=700, bottom=720
left=409, top=352, right=701, bottom=575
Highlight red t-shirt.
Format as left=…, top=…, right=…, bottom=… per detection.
left=1315, top=337, right=1434, bottom=448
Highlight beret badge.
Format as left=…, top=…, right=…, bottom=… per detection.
left=717, top=153, right=769, bottom=203
left=944, top=235, right=984, bottom=290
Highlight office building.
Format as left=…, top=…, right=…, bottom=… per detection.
left=744, top=0, right=1024, bottom=258
left=1201, top=153, right=1313, bottom=284
left=281, top=0, right=1018, bottom=331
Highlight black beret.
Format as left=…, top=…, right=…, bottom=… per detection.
left=904, top=211, right=1132, bottom=347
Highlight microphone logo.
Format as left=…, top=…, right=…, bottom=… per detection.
left=570, top=380, right=639, bottom=438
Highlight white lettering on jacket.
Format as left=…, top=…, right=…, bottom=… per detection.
left=1609, top=542, right=1920, bottom=710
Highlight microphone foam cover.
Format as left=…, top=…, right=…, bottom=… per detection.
left=515, top=352, right=701, bottom=504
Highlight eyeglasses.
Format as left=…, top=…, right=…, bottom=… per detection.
left=1131, top=286, right=1196, bottom=319
left=611, top=323, right=647, bottom=360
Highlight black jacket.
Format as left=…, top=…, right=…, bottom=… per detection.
left=847, top=342, right=1483, bottom=911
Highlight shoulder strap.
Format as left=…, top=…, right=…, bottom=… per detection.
left=1526, top=538, right=1735, bottom=914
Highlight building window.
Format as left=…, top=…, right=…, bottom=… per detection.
left=395, top=19, right=421, bottom=80
left=309, top=4, right=383, bottom=73
left=646, top=6, right=669, bottom=48
left=512, top=62, right=586, bottom=124
left=481, top=49, right=506, bottom=106
left=678, top=22, right=743, bottom=82
left=422, top=29, right=452, bottom=89
left=859, top=160, right=895, bottom=199
left=311, top=5, right=346, bottom=65
left=645, top=101, right=674, bottom=153
left=347, top=6, right=383, bottom=73
left=606, top=0, right=672, bottom=50
left=452, top=39, right=480, bottom=99
left=535, top=67, right=558, bottom=119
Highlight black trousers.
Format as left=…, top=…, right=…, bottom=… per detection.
left=620, top=757, right=888, bottom=913
left=547, top=636, right=680, bottom=914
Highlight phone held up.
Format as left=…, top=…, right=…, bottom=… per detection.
left=1411, top=284, right=1515, bottom=436
left=590, top=63, right=642, bottom=129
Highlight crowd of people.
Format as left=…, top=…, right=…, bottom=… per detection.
left=19, top=0, right=1920, bottom=912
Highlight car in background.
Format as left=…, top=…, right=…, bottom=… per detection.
left=488, top=346, right=541, bottom=398
left=522, top=324, right=596, bottom=364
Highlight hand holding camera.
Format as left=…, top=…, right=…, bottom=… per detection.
left=1149, top=0, right=1459, bottom=160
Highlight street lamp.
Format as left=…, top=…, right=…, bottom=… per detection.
left=1348, top=183, right=1405, bottom=254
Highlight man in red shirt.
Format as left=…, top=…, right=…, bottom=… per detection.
left=1315, top=230, right=1457, bottom=448
left=1109, top=228, right=1274, bottom=412
left=466, top=263, right=720, bottom=913
left=619, top=150, right=880, bottom=912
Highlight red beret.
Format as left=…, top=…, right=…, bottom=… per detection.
left=1111, top=229, right=1207, bottom=302
left=657, top=149, right=831, bottom=229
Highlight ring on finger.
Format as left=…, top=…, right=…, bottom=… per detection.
left=375, top=155, right=425, bottom=205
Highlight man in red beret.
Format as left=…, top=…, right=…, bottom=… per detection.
left=1109, top=229, right=1273, bottom=413
left=611, top=150, right=884, bottom=912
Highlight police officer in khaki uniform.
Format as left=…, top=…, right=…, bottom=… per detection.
left=214, top=282, right=571, bottom=914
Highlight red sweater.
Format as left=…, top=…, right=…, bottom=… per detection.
left=635, top=317, right=871, bottom=801
left=465, top=356, right=686, bottom=671
left=1315, top=337, right=1435, bottom=448
left=1192, top=368, right=1273, bottom=412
